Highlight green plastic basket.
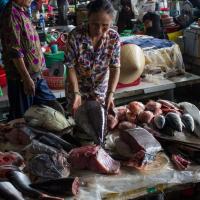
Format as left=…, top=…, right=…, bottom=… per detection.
left=0, top=86, right=3, bottom=97
left=44, top=51, right=65, bottom=68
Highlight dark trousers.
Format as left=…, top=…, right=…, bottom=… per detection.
left=7, top=78, right=56, bottom=120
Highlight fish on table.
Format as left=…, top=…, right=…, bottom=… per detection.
left=28, top=152, right=70, bottom=181
left=74, top=100, right=107, bottom=146
left=0, top=166, right=65, bottom=200
left=178, top=102, right=200, bottom=137
left=24, top=105, right=75, bottom=133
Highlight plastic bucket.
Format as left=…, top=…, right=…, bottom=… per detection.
left=44, top=51, right=65, bottom=68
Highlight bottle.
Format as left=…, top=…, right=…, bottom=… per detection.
left=39, top=14, right=45, bottom=32
left=28, top=7, right=32, bottom=19
left=41, top=4, right=45, bottom=14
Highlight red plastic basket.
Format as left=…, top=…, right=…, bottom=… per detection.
left=42, top=70, right=64, bottom=90
left=0, top=67, right=7, bottom=87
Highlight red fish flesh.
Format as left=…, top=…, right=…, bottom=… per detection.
left=118, top=121, right=136, bottom=130
left=128, top=101, right=145, bottom=115
left=157, top=99, right=179, bottom=110
left=145, top=100, right=162, bottom=111
left=138, top=111, right=154, bottom=124
left=107, top=114, right=119, bottom=130
left=0, top=152, right=24, bottom=167
left=68, top=145, right=120, bottom=174
left=126, top=112, right=137, bottom=123
left=115, top=106, right=128, bottom=121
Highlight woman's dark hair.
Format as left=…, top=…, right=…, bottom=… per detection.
left=87, top=0, right=115, bottom=17
left=143, top=12, right=167, bottom=39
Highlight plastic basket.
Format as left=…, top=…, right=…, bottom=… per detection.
left=42, top=69, right=65, bottom=90
left=0, top=67, right=7, bottom=87
left=0, top=67, right=5, bottom=75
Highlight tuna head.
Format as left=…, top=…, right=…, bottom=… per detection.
left=165, top=112, right=183, bottom=132
left=75, top=101, right=107, bottom=145
left=24, top=105, right=75, bottom=133
left=181, top=114, right=195, bottom=133
left=154, top=115, right=165, bottom=129
left=178, top=102, right=200, bottom=137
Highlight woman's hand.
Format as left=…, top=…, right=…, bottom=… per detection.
left=72, top=93, right=82, bottom=115
left=105, top=92, right=115, bottom=111
left=23, top=78, right=35, bottom=96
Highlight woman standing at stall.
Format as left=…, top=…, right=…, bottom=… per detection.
left=0, top=0, right=63, bottom=120
left=65, top=0, right=120, bottom=114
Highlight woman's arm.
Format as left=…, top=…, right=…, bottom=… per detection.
left=65, top=32, right=80, bottom=93
left=106, top=66, right=120, bottom=110
left=65, top=32, right=82, bottom=114
left=107, top=67, right=120, bottom=94
left=68, top=68, right=80, bottom=94
left=106, top=32, right=121, bottom=110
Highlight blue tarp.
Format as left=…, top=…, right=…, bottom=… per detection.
left=122, top=38, right=174, bottom=49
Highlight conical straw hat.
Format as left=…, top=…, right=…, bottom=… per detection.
left=119, top=44, right=145, bottom=84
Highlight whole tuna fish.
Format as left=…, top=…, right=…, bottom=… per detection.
left=74, top=101, right=107, bottom=145
left=178, top=102, right=200, bottom=137
left=165, top=112, right=182, bottom=132
left=24, top=105, right=75, bottom=133
left=154, top=115, right=165, bottom=129
left=181, top=114, right=195, bottom=133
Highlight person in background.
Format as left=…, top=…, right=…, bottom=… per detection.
left=117, top=0, right=135, bottom=33
left=111, top=0, right=122, bottom=25
left=143, top=12, right=167, bottom=39
left=57, top=0, right=69, bottom=25
left=0, top=0, right=63, bottom=120
left=65, top=0, right=120, bottom=114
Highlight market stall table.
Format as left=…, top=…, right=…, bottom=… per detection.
left=115, top=72, right=200, bottom=105
left=67, top=162, right=200, bottom=200
left=0, top=72, right=200, bottom=119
